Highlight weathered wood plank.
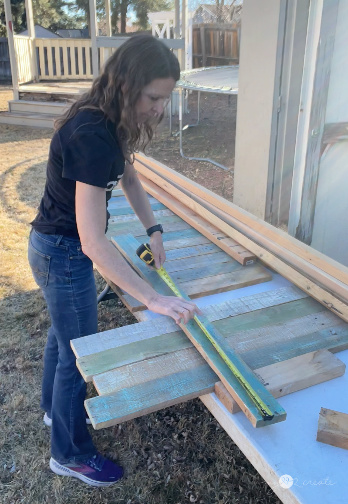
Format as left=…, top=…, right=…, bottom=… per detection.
left=77, top=330, right=189, bottom=382
left=71, top=286, right=307, bottom=358
left=109, top=213, right=183, bottom=226
left=317, top=408, right=348, bottom=450
left=107, top=219, right=191, bottom=238
left=216, top=350, right=346, bottom=413
left=85, top=365, right=218, bottom=429
left=108, top=202, right=166, bottom=216
left=112, top=234, right=270, bottom=306
left=170, top=260, right=244, bottom=284
left=215, top=297, right=326, bottom=336
left=174, top=315, right=287, bottom=427
left=179, top=265, right=272, bottom=298
left=165, top=251, right=234, bottom=273
left=94, top=347, right=207, bottom=395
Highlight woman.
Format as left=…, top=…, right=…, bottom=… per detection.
left=28, top=35, right=200, bottom=487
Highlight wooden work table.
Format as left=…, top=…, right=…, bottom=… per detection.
left=72, top=189, right=348, bottom=504
left=140, top=276, right=348, bottom=504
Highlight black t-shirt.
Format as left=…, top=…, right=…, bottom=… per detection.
left=31, top=109, right=125, bottom=238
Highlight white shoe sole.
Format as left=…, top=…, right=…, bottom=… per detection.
left=43, top=413, right=91, bottom=427
left=49, top=458, right=117, bottom=487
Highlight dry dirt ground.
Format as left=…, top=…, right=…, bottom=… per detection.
left=0, top=85, right=281, bottom=504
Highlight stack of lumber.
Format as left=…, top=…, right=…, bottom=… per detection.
left=134, top=153, right=348, bottom=325
left=105, top=191, right=273, bottom=312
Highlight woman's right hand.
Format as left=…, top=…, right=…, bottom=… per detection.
left=147, top=294, right=202, bottom=325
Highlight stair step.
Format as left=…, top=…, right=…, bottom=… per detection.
left=0, top=111, right=55, bottom=128
left=8, top=99, right=68, bottom=116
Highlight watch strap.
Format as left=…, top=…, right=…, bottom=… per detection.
left=146, top=224, right=163, bottom=237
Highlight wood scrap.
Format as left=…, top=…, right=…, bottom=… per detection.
left=317, top=408, right=348, bottom=450
left=215, top=350, right=346, bottom=413
left=136, top=171, right=348, bottom=324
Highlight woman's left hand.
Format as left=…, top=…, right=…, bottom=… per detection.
left=149, top=231, right=166, bottom=269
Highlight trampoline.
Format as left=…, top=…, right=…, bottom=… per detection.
left=171, top=65, right=239, bottom=170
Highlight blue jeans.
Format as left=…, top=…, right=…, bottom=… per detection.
left=28, top=229, right=98, bottom=463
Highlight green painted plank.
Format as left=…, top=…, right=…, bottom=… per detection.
left=94, top=347, right=207, bottom=396
left=71, top=286, right=307, bottom=358
left=241, top=325, right=348, bottom=369
left=79, top=294, right=323, bottom=383
left=108, top=202, right=166, bottom=216
left=77, top=330, right=189, bottom=382
left=111, top=234, right=173, bottom=296
left=215, top=297, right=326, bottom=336
left=85, top=365, right=218, bottom=429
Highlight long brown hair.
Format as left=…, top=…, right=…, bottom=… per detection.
left=55, top=35, right=180, bottom=159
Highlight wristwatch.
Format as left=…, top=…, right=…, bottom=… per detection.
left=146, top=224, right=163, bottom=237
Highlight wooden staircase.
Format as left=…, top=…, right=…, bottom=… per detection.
left=0, top=100, right=68, bottom=128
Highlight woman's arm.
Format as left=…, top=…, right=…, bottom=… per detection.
left=121, top=162, right=165, bottom=268
left=76, top=181, right=200, bottom=324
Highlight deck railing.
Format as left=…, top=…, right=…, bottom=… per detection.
left=13, top=36, right=185, bottom=84
left=35, top=38, right=93, bottom=80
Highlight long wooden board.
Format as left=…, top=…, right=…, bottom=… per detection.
left=135, top=153, right=348, bottom=286
left=136, top=172, right=348, bottom=324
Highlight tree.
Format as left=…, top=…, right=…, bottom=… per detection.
left=0, top=0, right=86, bottom=37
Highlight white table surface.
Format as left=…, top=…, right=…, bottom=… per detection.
left=143, top=272, right=348, bottom=504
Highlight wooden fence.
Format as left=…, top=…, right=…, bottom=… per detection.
left=0, top=38, right=11, bottom=82
left=192, top=23, right=239, bottom=68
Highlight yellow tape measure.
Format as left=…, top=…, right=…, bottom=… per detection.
left=136, top=243, right=274, bottom=420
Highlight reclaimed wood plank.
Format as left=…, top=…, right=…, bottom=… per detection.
left=77, top=330, right=189, bottom=382
left=107, top=219, right=191, bottom=238
left=216, top=350, right=346, bottom=413
left=108, top=202, right=166, bottom=216
left=110, top=234, right=284, bottom=426
left=179, top=265, right=272, bottom=298
left=138, top=174, right=255, bottom=265
left=165, top=251, right=233, bottom=273
left=85, top=365, right=218, bottom=429
left=317, top=408, right=348, bottom=450
left=71, top=286, right=307, bottom=358
left=93, top=347, right=207, bottom=395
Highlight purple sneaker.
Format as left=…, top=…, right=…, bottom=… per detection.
left=50, top=453, right=124, bottom=487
